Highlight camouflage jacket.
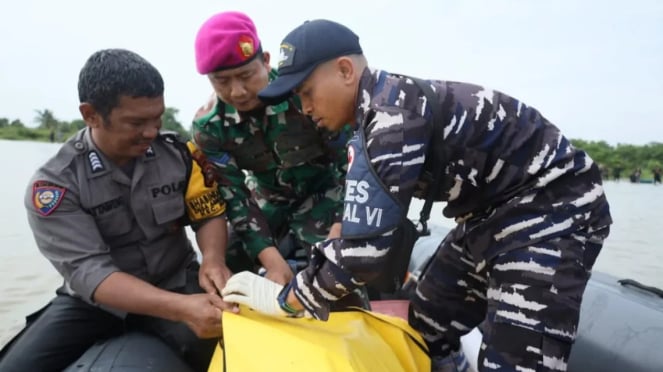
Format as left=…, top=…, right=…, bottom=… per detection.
left=293, top=68, right=613, bottom=320
left=191, top=70, right=350, bottom=259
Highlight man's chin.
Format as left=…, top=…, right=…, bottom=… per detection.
left=233, top=100, right=262, bottom=112
left=135, top=143, right=151, bottom=154
left=322, top=120, right=344, bottom=132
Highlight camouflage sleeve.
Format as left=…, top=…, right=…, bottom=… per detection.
left=292, top=106, right=430, bottom=320
left=191, top=122, right=276, bottom=260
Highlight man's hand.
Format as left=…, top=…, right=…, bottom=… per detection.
left=222, top=271, right=288, bottom=317
left=93, top=271, right=238, bottom=338
left=177, top=293, right=235, bottom=338
left=199, top=255, right=233, bottom=296
left=258, top=247, right=294, bottom=285
left=195, top=216, right=230, bottom=294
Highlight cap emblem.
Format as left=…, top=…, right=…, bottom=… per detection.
left=237, top=35, right=255, bottom=59
left=278, top=43, right=295, bottom=68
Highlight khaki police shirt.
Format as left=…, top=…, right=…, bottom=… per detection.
left=25, top=128, right=225, bottom=316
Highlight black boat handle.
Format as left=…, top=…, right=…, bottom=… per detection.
left=618, top=278, right=663, bottom=299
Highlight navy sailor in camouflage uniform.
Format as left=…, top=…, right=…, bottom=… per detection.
left=221, top=20, right=612, bottom=372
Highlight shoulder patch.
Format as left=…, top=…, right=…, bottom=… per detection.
left=193, top=94, right=219, bottom=122
left=32, top=181, right=67, bottom=216
left=207, top=152, right=231, bottom=167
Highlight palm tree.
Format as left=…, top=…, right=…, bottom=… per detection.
left=34, top=109, right=58, bottom=131
left=34, top=109, right=61, bottom=142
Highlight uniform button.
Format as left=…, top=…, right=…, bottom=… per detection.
left=74, top=142, right=85, bottom=150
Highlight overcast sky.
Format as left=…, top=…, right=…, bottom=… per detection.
left=1, top=0, right=661, bottom=145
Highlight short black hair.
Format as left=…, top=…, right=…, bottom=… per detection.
left=78, top=48, right=164, bottom=119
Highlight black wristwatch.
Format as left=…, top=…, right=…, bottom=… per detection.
left=277, top=282, right=302, bottom=317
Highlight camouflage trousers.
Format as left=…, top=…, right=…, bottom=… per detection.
left=409, top=221, right=609, bottom=372
left=225, top=191, right=339, bottom=273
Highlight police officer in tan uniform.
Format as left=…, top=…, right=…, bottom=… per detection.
left=0, top=49, right=234, bottom=372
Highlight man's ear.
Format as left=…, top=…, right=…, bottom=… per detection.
left=262, top=51, right=271, bottom=67
left=79, top=103, right=102, bottom=128
left=337, top=57, right=356, bottom=84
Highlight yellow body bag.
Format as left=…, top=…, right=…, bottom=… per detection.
left=208, top=306, right=430, bottom=372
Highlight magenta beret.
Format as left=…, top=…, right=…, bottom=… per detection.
left=194, top=11, right=261, bottom=74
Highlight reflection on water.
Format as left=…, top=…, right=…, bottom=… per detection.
left=1, top=139, right=662, bottom=347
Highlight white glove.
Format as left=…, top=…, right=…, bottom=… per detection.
left=221, top=271, right=287, bottom=317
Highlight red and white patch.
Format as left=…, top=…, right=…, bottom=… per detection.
left=347, top=146, right=355, bottom=173
left=32, top=181, right=66, bottom=216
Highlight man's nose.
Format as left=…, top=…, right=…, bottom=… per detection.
left=230, top=80, right=246, bottom=98
left=301, top=98, right=313, bottom=115
left=142, top=124, right=159, bottom=139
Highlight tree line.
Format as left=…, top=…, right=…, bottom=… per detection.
left=1, top=109, right=661, bottom=181
left=571, top=139, right=663, bottom=182
left=0, top=107, right=189, bottom=142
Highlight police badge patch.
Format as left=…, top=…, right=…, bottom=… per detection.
left=32, top=181, right=66, bottom=216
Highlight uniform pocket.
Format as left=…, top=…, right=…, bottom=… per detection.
left=152, top=196, right=185, bottom=226
left=96, top=206, right=133, bottom=238
left=491, top=282, right=578, bottom=344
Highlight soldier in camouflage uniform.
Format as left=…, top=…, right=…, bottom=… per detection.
left=221, top=20, right=612, bottom=372
left=192, top=12, right=349, bottom=285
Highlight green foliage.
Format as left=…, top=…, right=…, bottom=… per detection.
left=570, top=139, right=663, bottom=180
left=70, top=119, right=86, bottom=131
left=0, top=125, right=52, bottom=141
left=10, top=119, right=25, bottom=128
left=161, top=107, right=190, bottom=139
left=0, top=106, right=189, bottom=142
left=34, top=109, right=59, bottom=130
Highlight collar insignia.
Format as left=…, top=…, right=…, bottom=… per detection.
left=88, top=150, right=105, bottom=173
